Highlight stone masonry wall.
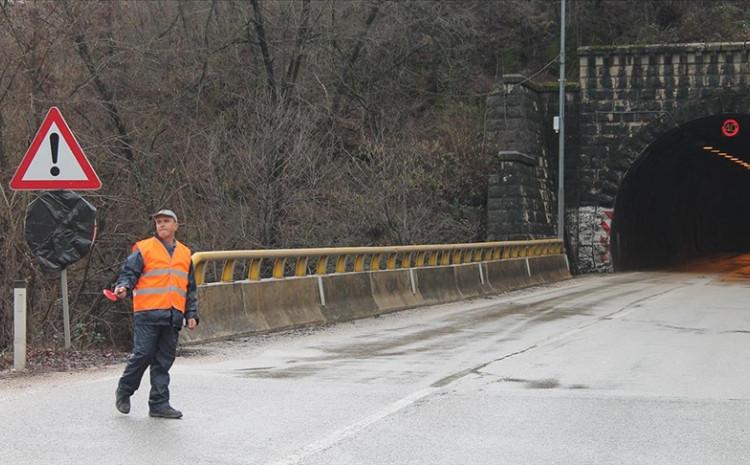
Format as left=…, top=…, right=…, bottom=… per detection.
left=485, top=75, right=558, bottom=241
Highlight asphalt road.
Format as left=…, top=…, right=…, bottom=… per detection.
left=2, top=259, right=750, bottom=464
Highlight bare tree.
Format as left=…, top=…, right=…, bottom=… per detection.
left=0, top=0, right=748, bottom=351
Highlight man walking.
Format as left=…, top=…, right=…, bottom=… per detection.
left=113, top=209, right=199, bottom=419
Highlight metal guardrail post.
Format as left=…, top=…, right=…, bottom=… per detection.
left=14, top=280, right=27, bottom=371
left=61, top=269, right=71, bottom=350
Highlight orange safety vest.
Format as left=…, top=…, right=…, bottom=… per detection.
left=132, top=237, right=192, bottom=313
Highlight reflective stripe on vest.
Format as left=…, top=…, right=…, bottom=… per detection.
left=140, top=268, right=189, bottom=279
left=132, top=237, right=192, bottom=313
left=133, top=286, right=187, bottom=297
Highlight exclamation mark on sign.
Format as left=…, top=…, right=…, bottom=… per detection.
left=49, top=133, right=60, bottom=176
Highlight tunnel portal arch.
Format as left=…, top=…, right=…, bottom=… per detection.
left=610, top=91, right=750, bottom=270
left=487, top=43, right=750, bottom=272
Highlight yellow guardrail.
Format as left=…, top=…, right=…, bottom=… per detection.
left=192, top=239, right=564, bottom=285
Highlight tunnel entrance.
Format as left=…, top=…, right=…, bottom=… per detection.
left=611, top=114, right=750, bottom=271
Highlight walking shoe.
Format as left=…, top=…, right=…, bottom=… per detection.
left=149, top=406, right=183, bottom=419
left=115, top=392, right=130, bottom=414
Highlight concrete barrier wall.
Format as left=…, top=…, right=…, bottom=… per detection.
left=454, top=263, right=491, bottom=297
left=415, top=266, right=463, bottom=304
left=484, top=258, right=533, bottom=291
left=528, top=255, right=570, bottom=283
left=182, top=277, right=325, bottom=343
left=369, top=270, right=424, bottom=313
left=182, top=254, right=571, bottom=344
left=320, top=273, right=378, bottom=322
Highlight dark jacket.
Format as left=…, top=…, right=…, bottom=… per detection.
left=115, top=236, right=199, bottom=329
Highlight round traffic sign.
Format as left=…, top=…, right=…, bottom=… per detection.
left=25, top=190, right=96, bottom=272
left=722, top=119, right=740, bottom=137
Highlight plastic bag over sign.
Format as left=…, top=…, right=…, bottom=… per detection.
left=25, top=190, right=97, bottom=273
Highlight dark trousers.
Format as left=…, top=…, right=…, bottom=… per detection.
left=117, top=324, right=179, bottom=410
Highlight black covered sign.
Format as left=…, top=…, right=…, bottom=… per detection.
left=25, top=190, right=96, bottom=272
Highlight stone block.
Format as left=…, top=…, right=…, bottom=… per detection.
left=496, top=151, right=537, bottom=166
left=485, top=95, right=504, bottom=107
left=487, top=198, right=524, bottom=211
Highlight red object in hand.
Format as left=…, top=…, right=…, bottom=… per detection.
left=102, top=289, right=119, bottom=301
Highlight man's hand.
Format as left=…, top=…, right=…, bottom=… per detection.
left=114, top=286, right=128, bottom=299
left=187, top=318, right=197, bottom=330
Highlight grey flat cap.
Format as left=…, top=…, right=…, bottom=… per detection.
left=152, top=209, right=178, bottom=222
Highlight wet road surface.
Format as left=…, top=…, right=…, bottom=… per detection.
left=2, top=260, right=750, bottom=464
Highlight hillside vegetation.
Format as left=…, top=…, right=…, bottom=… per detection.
left=1, top=0, right=747, bottom=349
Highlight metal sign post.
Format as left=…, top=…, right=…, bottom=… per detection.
left=557, top=0, right=566, bottom=241
left=14, top=280, right=27, bottom=370
left=61, top=269, right=71, bottom=349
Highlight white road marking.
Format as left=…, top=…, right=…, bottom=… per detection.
left=269, top=386, right=439, bottom=465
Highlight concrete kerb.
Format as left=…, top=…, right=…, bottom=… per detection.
left=182, top=254, right=572, bottom=344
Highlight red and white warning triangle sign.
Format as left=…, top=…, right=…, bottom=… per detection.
left=10, top=107, right=101, bottom=190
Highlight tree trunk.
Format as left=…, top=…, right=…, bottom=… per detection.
left=250, top=0, right=277, bottom=103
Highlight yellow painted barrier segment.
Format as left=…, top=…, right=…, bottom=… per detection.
left=248, top=258, right=262, bottom=281
left=295, top=257, right=308, bottom=277
left=221, top=260, right=235, bottom=282
left=272, top=258, right=286, bottom=279
left=192, top=239, right=564, bottom=285
left=371, top=254, right=381, bottom=271
left=354, top=255, right=365, bottom=272
left=335, top=255, right=347, bottom=273
left=316, top=256, right=328, bottom=275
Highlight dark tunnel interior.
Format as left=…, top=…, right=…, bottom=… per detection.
left=611, top=114, right=750, bottom=271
